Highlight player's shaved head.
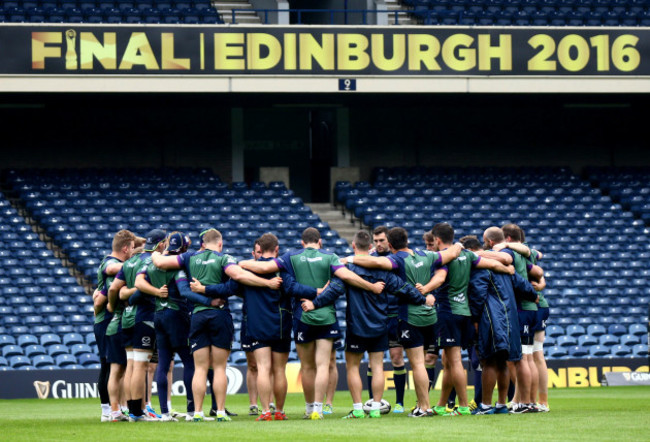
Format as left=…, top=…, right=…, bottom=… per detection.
left=353, top=230, right=371, bottom=251
left=483, top=226, right=505, bottom=247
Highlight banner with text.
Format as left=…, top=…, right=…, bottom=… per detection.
left=1, top=358, right=647, bottom=400
left=0, top=25, right=648, bottom=76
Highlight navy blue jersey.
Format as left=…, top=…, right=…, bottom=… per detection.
left=313, top=263, right=427, bottom=338
left=371, top=250, right=398, bottom=317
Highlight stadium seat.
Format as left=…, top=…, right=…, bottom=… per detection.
left=546, top=324, right=564, bottom=338
left=2, top=345, right=23, bottom=358
left=608, top=324, right=627, bottom=337
left=632, top=344, right=647, bottom=357
left=78, top=352, right=101, bottom=367
left=547, top=346, right=568, bottom=358
left=9, top=355, right=31, bottom=369
left=55, top=354, right=77, bottom=368
left=589, top=345, right=610, bottom=357
left=628, top=324, right=646, bottom=337
left=587, top=324, right=606, bottom=337
left=610, top=344, right=631, bottom=357
left=568, top=346, right=588, bottom=357
left=32, top=354, right=55, bottom=368
left=566, top=325, right=585, bottom=337
left=47, top=344, right=69, bottom=357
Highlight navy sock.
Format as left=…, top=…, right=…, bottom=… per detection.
left=425, top=364, right=435, bottom=392
left=508, top=381, right=515, bottom=402
left=393, top=365, right=406, bottom=406
left=367, top=367, right=373, bottom=401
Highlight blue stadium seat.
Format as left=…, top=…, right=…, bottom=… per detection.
left=55, top=354, right=77, bottom=368
left=608, top=324, right=627, bottom=337
left=620, top=334, right=640, bottom=346
left=587, top=324, right=606, bottom=337
left=70, top=344, right=93, bottom=356
left=632, top=344, right=647, bottom=357
left=589, top=345, right=609, bottom=357
left=556, top=336, right=577, bottom=347
left=599, top=334, right=619, bottom=347
left=2, top=345, right=23, bottom=358
left=63, top=333, right=85, bottom=346
left=628, top=324, right=646, bottom=337
left=24, top=344, right=47, bottom=358
left=578, top=335, right=598, bottom=347
left=47, top=344, right=69, bottom=357
left=610, top=344, right=631, bottom=357
left=547, top=346, right=568, bottom=358
left=566, top=325, right=585, bottom=337
left=32, top=354, right=55, bottom=368
left=0, top=335, right=17, bottom=346
left=78, top=352, right=101, bottom=367
left=9, top=355, right=31, bottom=369
left=568, top=346, right=588, bottom=357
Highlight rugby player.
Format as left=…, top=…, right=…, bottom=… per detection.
left=193, top=233, right=317, bottom=421
left=241, top=240, right=263, bottom=416
left=111, top=231, right=165, bottom=421
left=483, top=226, right=542, bottom=413
left=151, top=228, right=282, bottom=422
left=303, top=230, right=434, bottom=419
left=427, top=223, right=514, bottom=416
left=239, top=227, right=385, bottom=420
left=520, top=228, right=550, bottom=412
left=99, top=229, right=136, bottom=422
left=366, top=226, right=407, bottom=413
left=136, top=231, right=198, bottom=422
left=463, top=236, right=539, bottom=414
left=344, top=227, right=462, bottom=417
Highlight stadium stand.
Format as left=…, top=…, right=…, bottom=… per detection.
left=335, top=166, right=649, bottom=360
left=0, top=168, right=352, bottom=369
left=0, top=166, right=648, bottom=368
left=401, top=0, right=650, bottom=26
left=0, top=0, right=224, bottom=24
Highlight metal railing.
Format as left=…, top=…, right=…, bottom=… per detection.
left=229, top=8, right=405, bottom=25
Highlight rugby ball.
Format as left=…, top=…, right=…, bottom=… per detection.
left=363, top=398, right=391, bottom=415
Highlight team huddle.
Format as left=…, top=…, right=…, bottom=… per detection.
left=92, top=222, right=550, bottom=422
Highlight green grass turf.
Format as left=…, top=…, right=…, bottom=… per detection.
left=1, top=387, right=649, bottom=441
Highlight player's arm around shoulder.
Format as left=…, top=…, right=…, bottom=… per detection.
left=225, top=264, right=282, bottom=289
left=151, top=251, right=182, bottom=270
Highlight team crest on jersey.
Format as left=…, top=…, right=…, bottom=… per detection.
left=413, top=261, right=424, bottom=268
left=453, top=293, right=466, bottom=303
left=457, top=256, right=467, bottom=261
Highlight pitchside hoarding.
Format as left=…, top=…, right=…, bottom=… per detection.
left=0, top=24, right=648, bottom=76
left=1, top=358, right=647, bottom=400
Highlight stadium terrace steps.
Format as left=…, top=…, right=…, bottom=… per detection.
left=0, top=183, right=92, bottom=294
left=385, top=0, right=417, bottom=25
left=213, top=0, right=261, bottom=23
left=307, top=203, right=356, bottom=246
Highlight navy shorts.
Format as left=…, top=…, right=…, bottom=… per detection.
left=398, top=320, right=437, bottom=350
left=293, top=319, right=341, bottom=344
left=133, top=321, right=156, bottom=351
left=93, top=318, right=110, bottom=361
left=155, top=308, right=191, bottom=352
left=387, top=316, right=402, bottom=349
left=518, top=310, right=537, bottom=345
left=122, top=326, right=134, bottom=348
left=240, top=325, right=256, bottom=353
left=106, top=331, right=126, bottom=366
left=190, top=309, right=234, bottom=352
left=251, top=337, right=292, bottom=353
left=533, top=307, right=550, bottom=333
left=437, top=313, right=473, bottom=349
left=346, top=331, right=389, bottom=354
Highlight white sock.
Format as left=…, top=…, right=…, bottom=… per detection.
left=371, top=401, right=381, bottom=410
left=353, top=402, right=363, bottom=411
left=496, top=403, right=506, bottom=408
left=195, top=411, right=204, bottom=418
left=217, top=410, right=226, bottom=417
left=480, top=403, right=491, bottom=410
left=167, top=401, right=172, bottom=411
left=120, top=406, right=128, bottom=414
left=305, top=402, right=314, bottom=414
left=269, top=402, right=275, bottom=408
left=101, top=404, right=111, bottom=415
left=313, top=402, right=323, bottom=414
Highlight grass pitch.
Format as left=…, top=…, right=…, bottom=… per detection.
left=1, top=387, right=649, bottom=441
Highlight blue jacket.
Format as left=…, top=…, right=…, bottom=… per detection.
left=468, top=269, right=538, bottom=360
left=313, top=263, right=427, bottom=338
left=203, top=257, right=317, bottom=342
